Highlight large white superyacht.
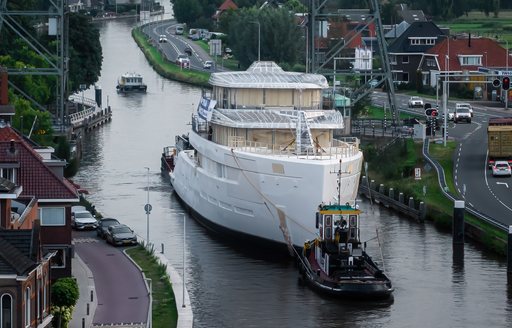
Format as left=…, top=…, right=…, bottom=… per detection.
left=162, top=61, right=363, bottom=253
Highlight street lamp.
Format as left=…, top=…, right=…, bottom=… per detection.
left=250, top=21, right=261, bottom=61
left=144, top=167, right=151, bottom=245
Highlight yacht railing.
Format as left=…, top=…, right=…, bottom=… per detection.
left=227, top=136, right=359, bottom=159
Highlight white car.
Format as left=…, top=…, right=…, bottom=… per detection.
left=492, top=161, right=512, bottom=177
left=158, top=34, right=167, bottom=43
left=203, top=60, right=213, bottom=69
left=408, top=96, right=424, bottom=108
left=455, top=103, right=473, bottom=117
left=71, top=208, right=98, bottom=230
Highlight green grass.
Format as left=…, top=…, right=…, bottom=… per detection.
left=126, top=245, right=178, bottom=328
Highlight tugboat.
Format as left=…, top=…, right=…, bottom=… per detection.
left=116, top=73, right=147, bottom=93
left=299, top=203, right=393, bottom=299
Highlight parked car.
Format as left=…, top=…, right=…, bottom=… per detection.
left=71, top=208, right=97, bottom=230
left=203, top=60, right=213, bottom=69
left=369, top=79, right=380, bottom=88
left=176, top=54, right=190, bottom=68
left=96, top=217, right=120, bottom=239
left=408, top=96, right=424, bottom=108
left=492, top=161, right=512, bottom=177
left=158, top=34, right=167, bottom=43
left=105, top=224, right=138, bottom=246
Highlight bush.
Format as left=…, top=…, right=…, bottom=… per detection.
left=52, top=277, right=79, bottom=307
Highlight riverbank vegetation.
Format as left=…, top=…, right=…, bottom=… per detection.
left=126, top=245, right=178, bottom=328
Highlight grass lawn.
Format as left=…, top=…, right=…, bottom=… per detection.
left=126, top=245, right=178, bottom=328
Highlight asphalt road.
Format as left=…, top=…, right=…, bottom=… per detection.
left=142, top=20, right=217, bottom=72
left=74, top=231, right=149, bottom=325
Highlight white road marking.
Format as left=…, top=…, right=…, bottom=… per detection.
left=496, top=182, right=509, bottom=188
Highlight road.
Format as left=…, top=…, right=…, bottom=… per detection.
left=142, top=20, right=216, bottom=72
left=74, top=231, right=149, bottom=325
left=372, top=90, right=512, bottom=227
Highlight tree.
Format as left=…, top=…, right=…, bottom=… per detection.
left=51, top=277, right=79, bottom=328
left=67, top=13, right=103, bottom=93
left=224, top=7, right=302, bottom=67
left=172, top=0, right=203, bottom=26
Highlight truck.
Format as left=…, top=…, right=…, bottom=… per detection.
left=487, top=117, right=512, bottom=168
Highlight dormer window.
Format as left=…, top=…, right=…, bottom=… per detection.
left=459, top=55, right=482, bottom=66
left=0, top=165, right=18, bottom=184
left=410, top=37, right=436, bottom=46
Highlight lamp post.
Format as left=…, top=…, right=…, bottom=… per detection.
left=144, top=167, right=151, bottom=245
left=250, top=21, right=261, bottom=61
left=182, top=214, right=186, bottom=308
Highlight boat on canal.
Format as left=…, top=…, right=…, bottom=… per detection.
left=161, top=61, right=363, bottom=254
left=298, top=201, right=393, bottom=299
left=116, top=72, right=147, bottom=93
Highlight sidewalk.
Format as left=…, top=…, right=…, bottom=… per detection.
left=70, top=253, right=97, bottom=328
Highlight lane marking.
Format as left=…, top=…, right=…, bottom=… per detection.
left=496, top=182, right=509, bottom=188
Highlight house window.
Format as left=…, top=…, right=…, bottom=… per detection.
left=1, top=293, right=12, bottom=328
left=426, top=58, right=436, bottom=67
left=47, top=248, right=66, bottom=269
left=402, top=56, right=409, bottom=64
left=390, top=55, right=397, bottom=64
left=0, top=168, right=15, bottom=183
left=39, top=207, right=65, bottom=226
left=402, top=72, right=410, bottom=83
left=459, top=56, right=482, bottom=66
left=25, top=287, right=31, bottom=328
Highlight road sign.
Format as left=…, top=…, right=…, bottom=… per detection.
left=144, top=203, right=152, bottom=214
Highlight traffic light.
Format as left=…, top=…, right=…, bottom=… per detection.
left=431, top=109, right=438, bottom=117
left=425, top=108, right=433, bottom=116
left=503, top=76, right=510, bottom=91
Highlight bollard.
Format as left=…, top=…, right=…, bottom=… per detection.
left=399, top=192, right=404, bottom=203
left=379, top=184, right=385, bottom=194
left=389, top=188, right=394, bottom=200
left=90, top=290, right=94, bottom=302
left=408, top=197, right=415, bottom=208
left=453, top=200, right=465, bottom=245
left=82, top=318, right=85, bottom=328
left=419, top=201, right=426, bottom=222
left=161, top=243, right=165, bottom=254
left=508, top=226, right=512, bottom=276
left=87, top=303, right=89, bottom=315
left=370, top=180, right=376, bottom=191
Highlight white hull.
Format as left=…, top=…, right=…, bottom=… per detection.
left=170, top=132, right=363, bottom=249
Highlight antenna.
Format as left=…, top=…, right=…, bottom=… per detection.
left=330, top=159, right=349, bottom=205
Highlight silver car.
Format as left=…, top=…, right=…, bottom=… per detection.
left=492, top=161, right=511, bottom=177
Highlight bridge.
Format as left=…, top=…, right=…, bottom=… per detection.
left=68, top=94, right=112, bottom=131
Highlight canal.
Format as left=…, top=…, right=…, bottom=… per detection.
left=72, top=16, right=512, bottom=328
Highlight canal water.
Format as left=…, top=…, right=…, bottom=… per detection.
left=72, top=16, right=512, bottom=328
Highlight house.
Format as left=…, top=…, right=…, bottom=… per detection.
left=388, top=21, right=445, bottom=87
left=419, top=37, right=509, bottom=94
left=0, top=220, right=54, bottom=327
left=396, top=3, right=426, bottom=24
left=0, top=70, right=79, bottom=281
left=213, top=0, right=238, bottom=23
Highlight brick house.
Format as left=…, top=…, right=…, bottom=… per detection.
left=0, top=221, right=54, bottom=327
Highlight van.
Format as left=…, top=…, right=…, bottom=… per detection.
left=175, top=25, right=184, bottom=35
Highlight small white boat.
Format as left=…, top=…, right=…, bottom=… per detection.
left=116, top=73, right=147, bottom=93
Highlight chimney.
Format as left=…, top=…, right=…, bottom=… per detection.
left=9, top=139, right=15, bottom=154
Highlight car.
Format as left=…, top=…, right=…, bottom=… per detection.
left=184, top=46, right=192, bottom=56
left=408, top=96, right=424, bottom=108
left=455, top=102, right=473, bottom=117
left=96, top=217, right=120, bottom=239
left=158, top=34, right=167, bottom=43
left=448, top=108, right=455, bottom=121
left=71, top=209, right=97, bottom=230
left=105, top=224, right=138, bottom=246
left=175, top=54, right=190, bottom=68
left=492, top=161, right=512, bottom=177
left=454, top=107, right=471, bottom=123
left=203, top=60, right=213, bottom=69
left=369, top=79, right=379, bottom=88
left=175, top=25, right=184, bottom=35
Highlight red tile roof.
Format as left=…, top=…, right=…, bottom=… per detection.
left=426, top=37, right=508, bottom=71
left=219, top=0, right=238, bottom=11
left=0, top=126, right=78, bottom=201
